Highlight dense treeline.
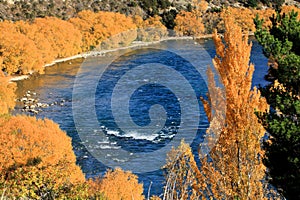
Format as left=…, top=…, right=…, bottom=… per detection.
left=0, top=10, right=166, bottom=75
left=1, top=4, right=299, bottom=75
left=174, top=4, right=300, bottom=36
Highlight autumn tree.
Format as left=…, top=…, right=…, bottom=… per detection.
left=0, top=21, right=44, bottom=75
left=0, top=115, right=85, bottom=198
left=70, top=10, right=137, bottom=51
left=254, top=9, right=300, bottom=200
left=88, top=168, right=144, bottom=200
left=163, top=15, right=280, bottom=199
left=14, top=20, right=56, bottom=65
left=33, top=17, right=83, bottom=58
left=174, top=0, right=207, bottom=36
left=174, top=11, right=205, bottom=36
left=0, top=71, right=16, bottom=115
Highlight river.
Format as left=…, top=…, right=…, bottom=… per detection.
left=14, top=38, right=269, bottom=196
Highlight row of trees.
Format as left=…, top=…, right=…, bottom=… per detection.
left=1, top=4, right=299, bottom=75
left=174, top=4, right=300, bottom=36
left=0, top=10, right=166, bottom=75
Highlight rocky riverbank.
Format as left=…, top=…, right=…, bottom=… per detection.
left=16, top=90, right=69, bottom=115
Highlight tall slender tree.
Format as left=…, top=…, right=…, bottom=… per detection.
left=163, top=14, right=280, bottom=199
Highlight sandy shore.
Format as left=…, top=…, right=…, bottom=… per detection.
left=9, top=35, right=213, bottom=82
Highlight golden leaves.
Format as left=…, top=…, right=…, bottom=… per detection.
left=70, top=10, right=137, bottom=51
left=174, top=11, right=205, bottom=37
left=88, top=168, right=144, bottom=200
left=0, top=115, right=85, bottom=196
left=165, top=14, right=272, bottom=200
left=202, top=14, right=269, bottom=199
left=0, top=11, right=143, bottom=75
left=0, top=71, right=16, bottom=115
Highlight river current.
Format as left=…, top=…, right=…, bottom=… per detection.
left=14, top=38, right=269, bottom=196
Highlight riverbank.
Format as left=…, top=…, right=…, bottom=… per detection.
left=9, top=35, right=213, bottom=82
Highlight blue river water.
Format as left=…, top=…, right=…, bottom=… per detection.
left=15, top=38, right=269, bottom=197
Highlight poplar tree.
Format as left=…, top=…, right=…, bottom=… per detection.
left=163, top=15, right=277, bottom=199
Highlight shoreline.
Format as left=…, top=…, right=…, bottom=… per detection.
left=9, top=34, right=213, bottom=82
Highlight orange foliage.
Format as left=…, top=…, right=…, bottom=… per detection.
left=0, top=11, right=143, bottom=75
left=0, top=115, right=85, bottom=196
left=281, top=5, right=300, bottom=20
left=192, top=0, right=208, bottom=16
left=0, top=72, right=16, bottom=115
left=87, top=168, right=144, bottom=200
left=0, top=17, right=81, bottom=74
left=220, top=7, right=275, bottom=32
left=217, top=6, right=299, bottom=33
left=255, top=8, right=276, bottom=29
left=222, top=7, right=256, bottom=31
left=33, top=17, right=82, bottom=58
left=132, top=15, right=145, bottom=28
left=164, top=15, right=277, bottom=199
left=15, top=20, right=56, bottom=64
left=200, top=15, right=270, bottom=199
left=70, top=10, right=137, bottom=51
left=174, top=0, right=206, bottom=36
left=174, top=11, right=205, bottom=36
left=0, top=21, right=44, bottom=74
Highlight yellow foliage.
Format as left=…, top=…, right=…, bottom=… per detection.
left=174, top=11, right=205, bottom=36
left=90, top=168, right=144, bottom=200
left=33, top=17, right=83, bottom=58
left=164, top=15, right=277, bottom=199
left=0, top=72, right=16, bottom=115
left=0, top=21, right=44, bottom=74
left=0, top=115, right=85, bottom=197
left=70, top=10, right=137, bottom=51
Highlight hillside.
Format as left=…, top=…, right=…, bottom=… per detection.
left=1, top=0, right=299, bottom=29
